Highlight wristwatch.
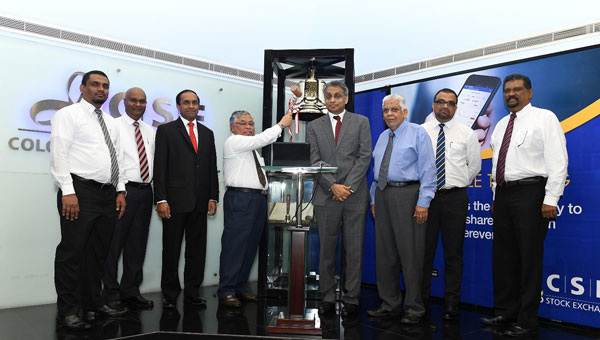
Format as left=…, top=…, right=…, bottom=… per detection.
left=278, top=123, right=285, bottom=130
left=117, top=190, right=127, bottom=197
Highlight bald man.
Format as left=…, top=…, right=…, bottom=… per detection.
left=102, top=87, right=156, bottom=310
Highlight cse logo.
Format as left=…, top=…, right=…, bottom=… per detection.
left=546, top=274, right=600, bottom=298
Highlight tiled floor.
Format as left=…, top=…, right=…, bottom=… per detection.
left=0, top=285, right=598, bottom=339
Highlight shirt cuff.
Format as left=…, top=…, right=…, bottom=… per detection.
left=61, top=183, right=75, bottom=196
left=416, top=197, right=431, bottom=208
left=543, top=194, right=559, bottom=207
left=210, top=199, right=218, bottom=203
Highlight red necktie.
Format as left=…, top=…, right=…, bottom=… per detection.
left=133, top=121, right=150, bottom=182
left=188, top=122, right=198, bottom=154
left=334, top=116, right=341, bottom=144
left=496, top=113, right=516, bottom=186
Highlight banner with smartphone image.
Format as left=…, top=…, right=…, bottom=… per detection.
left=357, top=44, right=600, bottom=327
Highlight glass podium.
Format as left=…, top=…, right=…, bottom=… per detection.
left=261, top=166, right=336, bottom=335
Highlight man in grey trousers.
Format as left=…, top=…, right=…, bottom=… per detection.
left=306, top=80, right=372, bottom=318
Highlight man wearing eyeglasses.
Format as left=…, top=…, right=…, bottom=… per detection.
left=366, top=94, right=436, bottom=324
left=306, top=80, right=372, bottom=318
left=420, top=89, right=481, bottom=320
left=482, top=74, right=567, bottom=338
left=218, top=110, right=293, bottom=307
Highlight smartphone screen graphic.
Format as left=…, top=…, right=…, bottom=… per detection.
left=454, top=75, right=500, bottom=128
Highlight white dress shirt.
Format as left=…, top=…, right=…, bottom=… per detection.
left=490, top=103, right=568, bottom=206
left=328, top=110, right=346, bottom=136
left=116, top=114, right=155, bottom=183
left=422, top=117, right=481, bottom=189
left=181, top=116, right=197, bottom=136
left=50, top=100, right=125, bottom=195
left=223, top=124, right=283, bottom=190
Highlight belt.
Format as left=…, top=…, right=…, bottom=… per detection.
left=386, top=180, right=419, bottom=187
left=126, top=181, right=152, bottom=188
left=71, top=174, right=114, bottom=190
left=227, top=186, right=268, bottom=195
left=436, top=187, right=465, bottom=194
left=500, top=176, right=546, bottom=189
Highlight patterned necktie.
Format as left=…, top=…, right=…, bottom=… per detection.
left=188, top=122, right=198, bottom=154
left=377, top=131, right=395, bottom=191
left=94, top=109, right=119, bottom=187
left=253, top=150, right=267, bottom=187
left=496, top=113, right=517, bottom=186
left=333, top=115, right=342, bottom=145
left=436, top=123, right=446, bottom=190
left=133, top=121, right=150, bottom=182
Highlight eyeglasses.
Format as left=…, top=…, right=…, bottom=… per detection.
left=383, top=107, right=402, bottom=114
left=235, top=121, right=255, bottom=127
left=325, top=94, right=346, bottom=100
left=434, top=99, right=457, bottom=107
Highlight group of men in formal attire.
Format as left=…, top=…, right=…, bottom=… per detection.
left=50, top=70, right=567, bottom=338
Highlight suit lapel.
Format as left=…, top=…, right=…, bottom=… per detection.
left=317, top=116, right=337, bottom=150
left=336, top=112, right=353, bottom=148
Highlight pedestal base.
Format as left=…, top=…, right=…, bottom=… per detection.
left=266, top=314, right=322, bottom=335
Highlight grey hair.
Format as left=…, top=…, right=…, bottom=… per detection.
left=324, top=80, right=349, bottom=96
left=382, top=94, right=407, bottom=110
left=229, top=110, right=251, bottom=125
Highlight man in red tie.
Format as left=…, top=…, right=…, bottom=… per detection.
left=482, top=74, right=568, bottom=337
left=153, top=89, right=219, bottom=309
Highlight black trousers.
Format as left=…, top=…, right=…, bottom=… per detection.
left=102, top=183, right=153, bottom=301
left=161, top=208, right=207, bottom=301
left=422, top=187, right=468, bottom=307
left=492, top=181, right=548, bottom=328
left=54, top=177, right=116, bottom=316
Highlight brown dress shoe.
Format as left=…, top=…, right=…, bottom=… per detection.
left=236, top=291, right=257, bottom=302
left=221, top=295, right=241, bottom=308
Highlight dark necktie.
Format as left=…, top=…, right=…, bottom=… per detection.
left=133, top=121, right=150, bottom=182
left=253, top=150, right=267, bottom=187
left=496, top=113, right=517, bottom=186
left=94, top=109, right=119, bottom=187
left=436, top=123, right=446, bottom=190
left=333, top=115, right=341, bottom=144
left=188, top=122, right=198, bottom=154
left=377, top=131, right=395, bottom=191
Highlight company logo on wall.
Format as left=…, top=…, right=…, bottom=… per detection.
left=543, top=274, right=600, bottom=313
left=8, top=71, right=206, bottom=153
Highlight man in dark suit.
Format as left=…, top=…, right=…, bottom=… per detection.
left=153, top=89, right=219, bottom=309
left=306, top=80, right=372, bottom=318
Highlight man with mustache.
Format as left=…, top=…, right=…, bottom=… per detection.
left=50, top=70, right=128, bottom=330
left=481, top=74, right=568, bottom=337
left=154, top=89, right=219, bottom=309
left=102, top=87, right=155, bottom=310
left=367, top=94, right=436, bottom=324
left=217, top=110, right=293, bottom=307
left=421, top=88, right=481, bottom=320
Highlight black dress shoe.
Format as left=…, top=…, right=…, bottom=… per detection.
left=162, top=299, right=176, bottom=309
left=400, top=314, right=421, bottom=324
left=442, top=305, right=459, bottom=320
left=504, top=324, right=539, bottom=337
left=236, top=291, right=257, bottom=302
left=367, top=305, right=401, bottom=318
left=184, top=296, right=207, bottom=307
left=318, top=301, right=335, bottom=316
left=341, top=303, right=359, bottom=317
left=56, top=314, right=91, bottom=331
left=123, top=295, right=154, bottom=309
left=480, top=315, right=516, bottom=326
left=95, top=304, right=128, bottom=317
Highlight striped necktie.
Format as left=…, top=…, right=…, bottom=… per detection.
left=436, top=123, right=446, bottom=190
left=94, top=109, right=119, bottom=187
left=496, top=113, right=517, bottom=186
left=133, top=121, right=150, bottom=182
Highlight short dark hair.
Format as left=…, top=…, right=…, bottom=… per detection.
left=503, top=74, right=532, bottom=89
left=176, top=89, right=200, bottom=105
left=81, top=70, right=109, bottom=86
left=433, top=88, right=458, bottom=102
left=324, top=80, right=348, bottom=96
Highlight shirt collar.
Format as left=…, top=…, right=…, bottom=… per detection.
left=122, top=113, right=139, bottom=125
left=434, top=117, right=455, bottom=129
left=81, top=99, right=100, bottom=115
left=181, top=116, right=196, bottom=127
left=513, top=103, right=533, bottom=118
left=328, top=110, right=346, bottom=121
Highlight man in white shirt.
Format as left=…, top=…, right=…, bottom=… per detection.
left=102, top=88, right=155, bottom=310
left=218, top=110, right=293, bottom=307
left=481, top=74, right=568, bottom=338
left=50, top=70, right=128, bottom=330
left=421, top=88, right=481, bottom=320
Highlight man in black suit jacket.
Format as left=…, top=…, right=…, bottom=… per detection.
left=153, top=89, right=219, bottom=308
